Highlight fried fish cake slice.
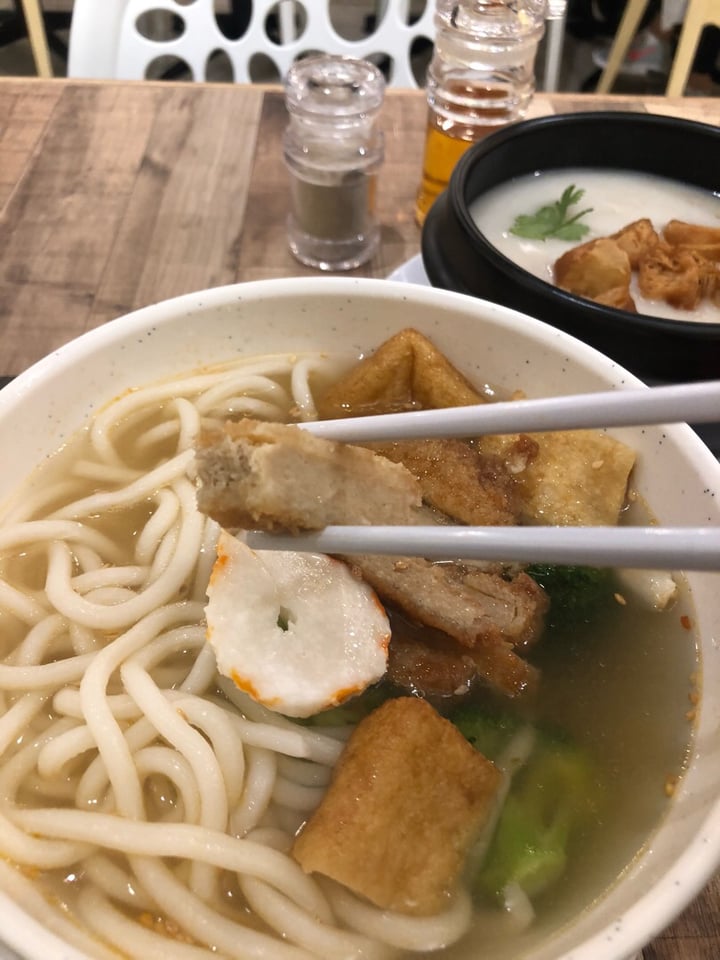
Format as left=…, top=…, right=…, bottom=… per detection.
left=194, top=417, right=548, bottom=698
left=195, top=418, right=422, bottom=532
left=554, top=237, right=632, bottom=299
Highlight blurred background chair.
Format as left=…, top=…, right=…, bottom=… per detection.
left=594, top=0, right=655, bottom=91
left=596, top=0, right=720, bottom=92
left=67, top=0, right=435, bottom=87
left=18, top=0, right=53, bottom=75
left=665, top=0, right=720, bottom=92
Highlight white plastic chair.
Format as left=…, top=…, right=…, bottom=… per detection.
left=67, top=0, right=436, bottom=88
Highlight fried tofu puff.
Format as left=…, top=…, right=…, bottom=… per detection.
left=293, top=696, right=501, bottom=915
left=206, top=531, right=390, bottom=718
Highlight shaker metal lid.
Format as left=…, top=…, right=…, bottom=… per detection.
left=284, top=55, right=386, bottom=121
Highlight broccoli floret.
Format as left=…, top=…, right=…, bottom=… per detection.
left=527, top=563, right=615, bottom=632
left=476, top=793, right=569, bottom=900
left=476, top=731, right=599, bottom=901
left=448, top=704, right=523, bottom=759
left=450, top=704, right=602, bottom=904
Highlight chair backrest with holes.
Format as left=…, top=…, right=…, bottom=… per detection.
left=67, top=0, right=436, bottom=88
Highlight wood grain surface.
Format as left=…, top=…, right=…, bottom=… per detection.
left=0, top=76, right=719, bottom=958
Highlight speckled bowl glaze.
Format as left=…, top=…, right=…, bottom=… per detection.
left=0, top=278, right=718, bottom=960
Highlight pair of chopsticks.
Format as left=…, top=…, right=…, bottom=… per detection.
left=244, top=380, right=720, bottom=571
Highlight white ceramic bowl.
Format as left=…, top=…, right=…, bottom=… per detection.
left=0, top=277, right=718, bottom=960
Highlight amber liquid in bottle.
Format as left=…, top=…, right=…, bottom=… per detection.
left=415, top=82, right=511, bottom=226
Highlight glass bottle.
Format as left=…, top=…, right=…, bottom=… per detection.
left=415, top=0, right=547, bottom=226
left=283, top=55, right=385, bottom=271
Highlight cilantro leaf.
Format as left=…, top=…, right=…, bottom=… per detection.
left=509, top=184, right=593, bottom=242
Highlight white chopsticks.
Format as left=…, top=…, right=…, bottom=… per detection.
left=244, top=525, right=720, bottom=570
left=246, top=380, right=720, bottom=570
left=300, top=379, right=720, bottom=442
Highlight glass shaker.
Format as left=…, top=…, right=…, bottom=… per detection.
left=415, top=0, right=547, bottom=226
left=283, top=55, right=386, bottom=271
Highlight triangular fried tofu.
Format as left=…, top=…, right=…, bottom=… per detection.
left=317, top=328, right=485, bottom=418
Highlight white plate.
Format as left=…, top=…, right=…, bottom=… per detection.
left=387, top=253, right=429, bottom=285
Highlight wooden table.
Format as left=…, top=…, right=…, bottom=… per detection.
left=1, top=77, right=719, bottom=959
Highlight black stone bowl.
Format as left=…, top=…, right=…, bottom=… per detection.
left=421, top=111, right=720, bottom=385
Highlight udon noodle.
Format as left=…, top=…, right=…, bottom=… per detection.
left=0, top=353, right=478, bottom=960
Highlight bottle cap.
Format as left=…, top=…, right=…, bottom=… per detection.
left=285, top=55, right=386, bottom=127
left=435, top=0, right=547, bottom=45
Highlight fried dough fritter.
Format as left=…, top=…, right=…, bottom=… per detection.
left=554, top=217, right=720, bottom=314
left=663, top=219, right=720, bottom=249
left=611, top=218, right=660, bottom=269
left=638, top=243, right=703, bottom=311
left=695, top=254, right=720, bottom=305
left=554, top=237, right=632, bottom=300
left=593, top=285, right=637, bottom=311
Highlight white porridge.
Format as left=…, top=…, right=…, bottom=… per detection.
left=469, top=169, right=720, bottom=324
